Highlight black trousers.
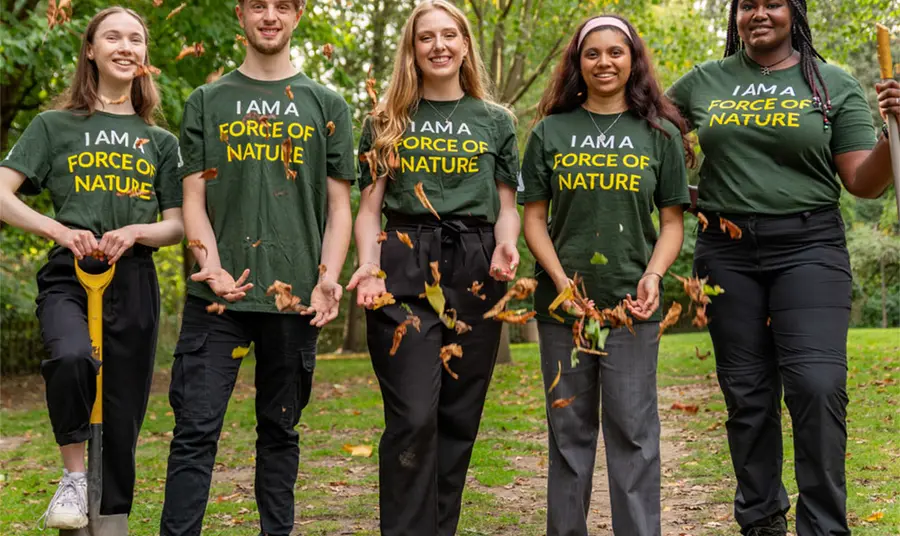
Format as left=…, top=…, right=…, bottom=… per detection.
left=160, top=295, right=318, bottom=536
left=367, top=217, right=506, bottom=536
left=36, top=247, right=160, bottom=516
left=694, top=207, right=851, bottom=536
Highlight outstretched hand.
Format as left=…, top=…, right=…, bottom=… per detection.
left=191, top=267, right=253, bottom=302
left=303, top=279, right=343, bottom=327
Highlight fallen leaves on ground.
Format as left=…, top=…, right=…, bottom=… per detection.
left=658, top=302, right=682, bottom=340
left=440, top=344, right=463, bottom=380
left=695, top=346, right=710, bottom=360
left=206, top=303, right=226, bottom=315
left=671, top=402, right=699, bottom=414
left=266, top=281, right=308, bottom=313
left=414, top=182, right=440, bottom=220
left=864, top=511, right=884, bottom=522
left=342, top=444, right=373, bottom=457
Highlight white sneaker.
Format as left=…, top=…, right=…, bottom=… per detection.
left=39, top=470, right=88, bottom=530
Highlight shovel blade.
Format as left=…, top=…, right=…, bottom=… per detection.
left=59, top=514, right=128, bottom=536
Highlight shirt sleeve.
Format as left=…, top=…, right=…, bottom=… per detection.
left=666, top=68, right=699, bottom=131
left=156, top=133, right=184, bottom=211
left=493, top=108, right=520, bottom=189
left=1, top=114, right=51, bottom=195
left=356, top=117, right=375, bottom=192
left=179, top=90, right=206, bottom=179
left=519, top=122, right=552, bottom=204
left=326, top=97, right=355, bottom=181
left=830, top=76, right=878, bottom=155
left=654, top=124, right=691, bottom=210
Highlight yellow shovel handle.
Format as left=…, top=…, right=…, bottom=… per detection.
left=74, top=261, right=115, bottom=425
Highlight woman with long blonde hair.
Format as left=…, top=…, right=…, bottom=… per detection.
left=0, top=6, right=183, bottom=532
left=347, top=1, right=520, bottom=533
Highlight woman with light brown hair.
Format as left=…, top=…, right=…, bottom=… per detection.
left=346, top=1, right=520, bottom=534
left=0, top=6, right=183, bottom=531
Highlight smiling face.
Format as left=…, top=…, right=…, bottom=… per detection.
left=736, top=0, right=792, bottom=51
left=579, top=29, right=632, bottom=102
left=87, top=12, right=147, bottom=85
left=237, top=0, right=302, bottom=56
left=413, top=8, right=469, bottom=87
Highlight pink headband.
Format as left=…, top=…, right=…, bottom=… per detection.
left=577, top=16, right=632, bottom=49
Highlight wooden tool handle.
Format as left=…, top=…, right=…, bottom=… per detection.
left=877, top=23, right=893, bottom=80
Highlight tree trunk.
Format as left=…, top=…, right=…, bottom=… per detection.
left=495, top=322, right=512, bottom=364
left=881, top=257, right=888, bottom=329
left=339, top=255, right=368, bottom=353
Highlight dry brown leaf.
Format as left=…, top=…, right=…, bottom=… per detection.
left=45, top=0, right=71, bottom=32
left=657, top=302, right=682, bottom=340
left=325, top=121, right=335, bottom=136
left=187, top=239, right=207, bottom=254
left=372, top=292, right=396, bottom=310
left=199, top=168, right=218, bottom=180
left=166, top=2, right=187, bottom=19
left=370, top=266, right=387, bottom=279
left=864, top=511, right=884, bottom=522
left=251, top=239, right=262, bottom=248
left=454, top=319, right=472, bottom=334
left=551, top=396, right=576, bottom=409
left=365, top=65, right=378, bottom=110
left=360, top=149, right=378, bottom=186
left=390, top=315, right=421, bottom=356
left=323, top=43, right=335, bottom=60
left=175, top=42, right=205, bottom=61
left=494, top=310, right=537, bottom=324
left=483, top=278, right=538, bottom=319
left=153, top=0, right=163, bottom=7
left=695, top=346, right=710, bottom=360
left=206, top=302, right=226, bottom=315
left=236, top=34, right=249, bottom=46
left=547, top=361, right=561, bottom=395
left=468, top=281, right=486, bottom=300
left=206, top=67, right=225, bottom=84
left=219, top=130, right=229, bottom=145
left=266, top=280, right=309, bottom=313
left=697, top=212, right=709, bottom=232
left=671, top=402, right=699, bottom=414
left=133, top=64, right=162, bottom=78
left=134, top=138, right=150, bottom=149
left=440, top=344, right=463, bottom=380
left=318, top=264, right=327, bottom=277
left=387, top=149, right=400, bottom=170
left=414, top=182, right=440, bottom=220
left=101, top=95, right=128, bottom=105
left=342, top=444, right=373, bottom=457
left=396, top=231, right=414, bottom=249
left=376, top=231, right=388, bottom=244
left=692, top=304, right=709, bottom=328
left=116, top=187, right=145, bottom=198
left=719, top=217, right=743, bottom=240
left=285, top=86, right=294, bottom=100
left=281, top=138, right=296, bottom=181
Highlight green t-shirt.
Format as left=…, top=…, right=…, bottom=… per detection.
left=520, top=109, right=690, bottom=324
left=1, top=110, right=182, bottom=238
left=667, top=51, right=877, bottom=215
left=357, top=95, right=519, bottom=222
left=180, top=70, right=355, bottom=313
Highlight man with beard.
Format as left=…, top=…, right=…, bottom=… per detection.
left=159, top=1, right=354, bottom=535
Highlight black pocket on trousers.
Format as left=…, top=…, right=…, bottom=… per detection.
left=169, top=332, right=210, bottom=419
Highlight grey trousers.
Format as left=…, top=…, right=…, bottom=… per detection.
left=539, top=321, right=661, bottom=536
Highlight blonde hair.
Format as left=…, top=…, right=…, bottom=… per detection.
left=368, top=0, right=495, bottom=180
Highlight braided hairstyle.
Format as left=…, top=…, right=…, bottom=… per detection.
left=724, top=0, right=832, bottom=128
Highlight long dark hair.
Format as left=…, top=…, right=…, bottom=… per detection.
left=537, top=15, right=696, bottom=168
left=60, top=7, right=160, bottom=124
left=725, top=0, right=831, bottom=126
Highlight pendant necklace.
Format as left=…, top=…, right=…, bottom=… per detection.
left=424, top=96, right=463, bottom=126
left=758, top=50, right=795, bottom=75
left=586, top=109, right=624, bottom=144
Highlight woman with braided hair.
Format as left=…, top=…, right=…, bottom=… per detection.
left=667, top=0, right=899, bottom=534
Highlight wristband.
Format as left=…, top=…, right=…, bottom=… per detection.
left=642, top=271, right=663, bottom=281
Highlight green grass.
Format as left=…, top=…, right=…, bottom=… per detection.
left=1, top=330, right=898, bottom=534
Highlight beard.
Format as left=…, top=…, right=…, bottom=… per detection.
left=245, top=28, right=292, bottom=56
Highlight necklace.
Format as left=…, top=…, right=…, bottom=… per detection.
left=756, top=50, right=795, bottom=75
left=423, top=96, right=464, bottom=124
left=585, top=109, right=624, bottom=144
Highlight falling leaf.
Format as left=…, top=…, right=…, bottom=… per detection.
left=702, top=284, right=725, bottom=296
left=187, top=239, right=207, bottom=255
left=590, top=252, right=608, bottom=265
left=454, top=319, right=472, bottom=334
left=692, top=304, right=709, bottom=328
left=424, top=261, right=446, bottom=315
left=396, top=231, right=414, bottom=249
left=547, top=361, right=562, bottom=394
left=468, top=281, right=486, bottom=300
left=551, top=396, right=576, bottom=409
left=864, top=511, right=884, bottom=522
left=548, top=284, right=574, bottom=323
left=494, top=309, right=537, bottom=324
left=390, top=314, right=421, bottom=356
left=695, top=346, right=710, bottom=360
left=45, top=0, right=71, bottom=33
left=206, top=67, right=225, bottom=83
left=372, top=292, right=396, bottom=310
left=219, top=130, right=229, bottom=145
left=359, top=149, right=378, bottom=186
left=236, top=34, right=248, bottom=46
left=101, top=95, right=128, bottom=105
left=285, top=86, right=294, bottom=100
left=133, top=64, right=162, bottom=78
left=199, top=168, right=218, bottom=180
left=599, top=302, right=634, bottom=335
left=440, top=344, right=463, bottom=380
left=370, top=266, right=387, bottom=279
left=281, top=138, right=296, bottom=181
left=153, top=0, right=163, bottom=7
left=134, top=138, right=150, bottom=149
left=175, top=42, right=205, bottom=61
left=166, top=2, right=187, bottom=20
left=206, top=302, right=226, bottom=315
left=671, top=402, right=699, bottom=414
left=365, top=65, right=378, bottom=110
left=658, top=302, right=682, bottom=340
left=414, top=182, right=440, bottom=220
left=342, top=444, right=373, bottom=457
left=483, top=278, right=538, bottom=319
left=376, top=231, right=388, bottom=244
left=719, top=217, right=742, bottom=239
left=318, top=264, right=327, bottom=277
left=399, top=303, right=413, bottom=315
left=387, top=149, right=400, bottom=170
left=116, top=187, right=146, bottom=198
left=251, top=239, right=262, bottom=248
left=325, top=121, right=335, bottom=136
left=231, top=346, right=250, bottom=359
left=696, top=212, right=709, bottom=232
left=322, top=43, right=335, bottom=60
left=766, top=316, right=772, bottom=327
left=265, top=280, right=308, bottom=313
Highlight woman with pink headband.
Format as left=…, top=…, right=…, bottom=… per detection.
left=521, top=15, right=693, bottom=536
